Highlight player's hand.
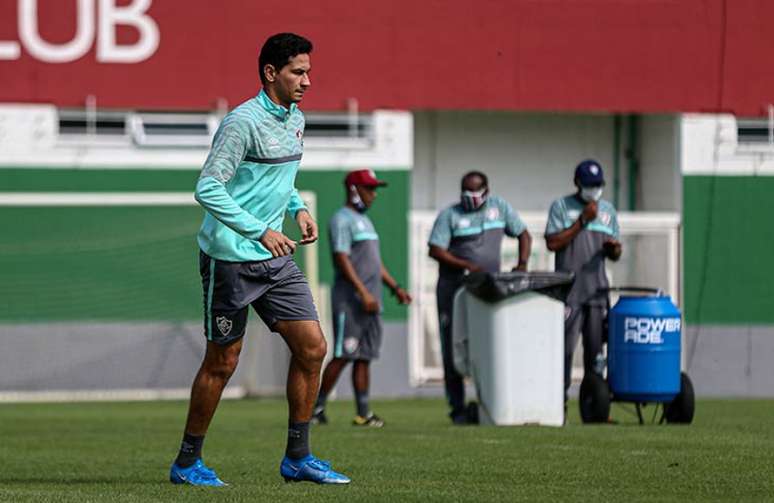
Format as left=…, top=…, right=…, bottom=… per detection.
left=296, top=210, right=318, bottom=245
left=466, top=263, right=482, bottom=273
left=512, top=263, right=527, bottom=272
left=581, top=200, right=598, bottom=224
left=394, top=287, right=413, bottom=305
left=360, top=291, right=380, bottom=314
left=260, top=229, right=297, bottom=257
left=603, top=239, right=622, bottom=259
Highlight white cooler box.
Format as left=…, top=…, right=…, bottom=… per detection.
left=452, top=272, right=572, bottom=427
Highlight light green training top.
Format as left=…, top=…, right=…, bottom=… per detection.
left=195, top=89, right=308, bottom=262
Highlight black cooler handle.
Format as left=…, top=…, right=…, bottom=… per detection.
left=599, top=286, right=664, bottom=296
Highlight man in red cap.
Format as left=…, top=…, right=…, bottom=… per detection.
left=312, top=169, right=412, bottom=427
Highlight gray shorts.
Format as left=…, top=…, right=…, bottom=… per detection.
left=331, top=302, right=383, bottom=361
left=200, top=251, right=318, bottom=345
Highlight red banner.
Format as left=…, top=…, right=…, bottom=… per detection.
left=1, top=0, right=772, bottom=115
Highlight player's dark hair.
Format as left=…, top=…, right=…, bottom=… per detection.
left=258, top=33, right=313, bottom=85
left=461, top=171, right=488, bottom=190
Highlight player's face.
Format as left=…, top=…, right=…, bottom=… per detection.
left=273, top=53, right=311, bottom=106
left=356, top=185, right=377, bottom=209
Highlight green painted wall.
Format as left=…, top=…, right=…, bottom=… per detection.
left=1, top=206, right=204, bottom=321
left=684, top=175, right=774, bottom=324
left=0, top=168, right=409, bottom=322
left=0, top=167, right=199, bottom=192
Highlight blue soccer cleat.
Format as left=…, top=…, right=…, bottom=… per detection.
left=169, top=458, right=227, bottom=487
left=280, top=454, right=351, bottom=484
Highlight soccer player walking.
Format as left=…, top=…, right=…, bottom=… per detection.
left=312, top=170, right=412, bottom=427
left=169, top=33, right=350, bottom=486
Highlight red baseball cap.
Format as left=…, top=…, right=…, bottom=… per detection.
left=344, top=169, right=387, bottom=187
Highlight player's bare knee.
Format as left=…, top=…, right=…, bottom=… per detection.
left=223, top=351, right=240, bottom=373
left=214, top=357, right=238, bottom=381
left=203, top=346, right=240, bottom=380
left=297, top=337, right=326, bottom=367
left=307, top=342, right=327, bottom=365
left=317, top=336, right=328, bottom=359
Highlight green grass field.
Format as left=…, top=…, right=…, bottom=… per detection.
left=1, top=398, right=772, bottom=502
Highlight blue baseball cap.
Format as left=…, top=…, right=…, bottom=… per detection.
left=574, top=159, right=605, bottom=186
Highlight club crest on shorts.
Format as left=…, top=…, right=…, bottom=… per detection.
left=344, top=337, right=359, bottom=354
left=216, top=316, right=233, bottom=336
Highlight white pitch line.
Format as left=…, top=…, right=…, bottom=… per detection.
left=0, top=386, right=246, bottom=403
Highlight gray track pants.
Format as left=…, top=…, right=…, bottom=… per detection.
left=437, top=278, right=466, bottom=419
left=564, top=304, right=606, bottom=396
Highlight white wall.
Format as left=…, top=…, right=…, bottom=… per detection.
left=413, top=111, right=681, bottom=214
left=638, top=115, right=681, bottom=211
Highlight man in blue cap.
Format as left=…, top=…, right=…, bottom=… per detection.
left=545, top=160, right=622, bottom=408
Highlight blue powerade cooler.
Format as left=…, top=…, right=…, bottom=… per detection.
left=608, top=293, right=681, bottom=402
left=578, top=287, right=695, bottom=425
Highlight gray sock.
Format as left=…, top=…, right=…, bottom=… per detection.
left=355, top=389, right=369, bottom=418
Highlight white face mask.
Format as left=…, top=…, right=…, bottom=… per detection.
left=349, top=185, right=367, bottom=212
left=580, top=186, right=603, bottom=202
left=461, top=188, right=488, bottom=212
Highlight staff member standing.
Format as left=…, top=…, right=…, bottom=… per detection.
left=545, top=160, right=622, bottom=405
left=312, top=169, right=412, bottom=427
left=428, top=171, right=532, bottom=424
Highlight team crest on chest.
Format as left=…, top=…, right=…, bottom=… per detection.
left=486, top=207, right=500, bottom=220
left=599, top=211, right=611, bottom=226
left=216, top=316, right=232, bottom=336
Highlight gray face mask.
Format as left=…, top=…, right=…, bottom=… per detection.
left=580, top=186, right=603, bottom=202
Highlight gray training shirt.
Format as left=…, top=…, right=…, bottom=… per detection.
left=545, top=194, right=620, bottom=307
left=428, top=195, right=527, bottom=283
left=329, top=207, right=383, bottom=308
